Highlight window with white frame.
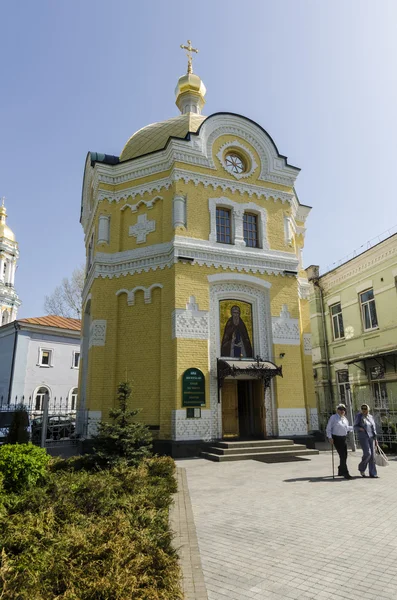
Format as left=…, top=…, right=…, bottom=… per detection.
left=331, top=303, right=344, bottom=340
left=243, top=212, right=259, bottom=248
left=35, top=386, right=49, bottom=410
left=70, top=388, right=78, bottom=410
left=39, top=349, right=52, bottom=367
left=337, top=370, right=349, bottom=403
left=72, top=351, right=80, bottom=369
left=216, top=207, right=232, bottom=244
left=360, top=289, right=378, bottom=330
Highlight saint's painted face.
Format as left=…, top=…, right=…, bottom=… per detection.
left=231, top=306, right=240, bottom=325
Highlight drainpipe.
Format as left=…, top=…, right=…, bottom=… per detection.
left=314, top=280, right=334, bottom=411
left=7, top=321, right=20, bottom=405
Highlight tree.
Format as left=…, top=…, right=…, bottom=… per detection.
left=6, top=405, right=30, bottom=444
left=44, top=266, right=84, bottom=319
left=92, top=381, right=153, bottom=467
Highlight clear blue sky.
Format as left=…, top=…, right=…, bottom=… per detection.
left=1, top=1, right=396, bottom=318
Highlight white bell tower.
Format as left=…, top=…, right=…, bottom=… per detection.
left=0, top=197, right=21, bottom=324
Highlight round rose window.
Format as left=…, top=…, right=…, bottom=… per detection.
left=224, top=152, right=246, bottom=174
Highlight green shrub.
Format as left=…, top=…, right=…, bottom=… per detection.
left=0, top=458, right=182, bottom=599
left=0, top=444, right=50, bottom=492
left=92, top=381, right=153, bottom=467
left=5, top=405, right=30, bottom=444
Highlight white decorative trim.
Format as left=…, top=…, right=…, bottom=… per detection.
left=172, top=296, right=209, bottom=339
left=97, top=215, right=110, bottom=244
left=272, top=305, right=300, bottom=345
left=171, top=409, right=212, bottom=441
left=209, top=278, right=274, bottom=439
left=120, top=195, right=163, bottom=213
left=310, top=408, right=319, bottom=431
left=208, top=273, right=272, bottom=289
left=303, top=333, right=312, bottom=355
left=82, top=237, right=298, bottom=301
left=284, top=216, right=293, bottom=246
left=216, top=140, right=258, bottom=180
left=173, top=195, right=186, bottom=228
left=278, top=408, right=308, bottom=435
left=89, top=320, right=107, bottom=348
left=265, top=386, right=274, bottom=436
left=86, top=411, right=102, bottom=438
left=116, top=283, right=163, bottom=305
left=298, top=277, right=311, bottom=300
left=96, top=170, right=294, bottom=205
left=208, top=197, right=269, bottom=249
left=201, top=115, right=299, bottom=186
left=129, top=213, right=156, bottom=244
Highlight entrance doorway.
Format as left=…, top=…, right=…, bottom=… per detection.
left=221, top=379, right=265, bottom=438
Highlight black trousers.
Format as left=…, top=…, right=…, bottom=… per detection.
left=332, top=435, right=349, bottom=475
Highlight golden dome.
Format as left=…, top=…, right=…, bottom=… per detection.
left=119, top=113, right=207, bottom=162
left=0, top=202, right=15, bottom=242
left=175, top=73, right=206, bottom=99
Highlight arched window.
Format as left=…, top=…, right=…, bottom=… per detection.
left=70, top=388, right=78, bottom=411
left=2, top=311, right=9, bottom=325
left=35, top=386, right=49, bottom=411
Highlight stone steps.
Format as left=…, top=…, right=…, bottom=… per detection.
left=206, top=443, right=309, bottom=456
left=200, top=439, right=319, bottom=462
left=216, top=439, right=295, bottom=449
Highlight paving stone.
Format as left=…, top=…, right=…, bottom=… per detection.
left=176, top=452, right=397, bottom=600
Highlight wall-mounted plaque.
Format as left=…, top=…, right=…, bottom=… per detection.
left=182, top=368, right=205, bottom=407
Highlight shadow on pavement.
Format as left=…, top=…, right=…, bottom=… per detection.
left=283, top=476, right=364, bottom=483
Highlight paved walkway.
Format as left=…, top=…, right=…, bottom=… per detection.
left=175, top=451, right=397, bottom=600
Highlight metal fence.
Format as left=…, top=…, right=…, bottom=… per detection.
left=318, top=389, right=397, bottom=451
left=0, top=394, right=88, bottom=450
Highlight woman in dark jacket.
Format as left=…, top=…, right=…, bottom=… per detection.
left=354, top=404, right=378, bottom=478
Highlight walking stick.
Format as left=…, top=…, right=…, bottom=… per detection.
left=331, top=442, right=335, bottom=479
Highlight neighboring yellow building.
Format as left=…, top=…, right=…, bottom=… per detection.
left=307, top=231, right=397, bottom=438
left=79, top=49, right=315, bottom=454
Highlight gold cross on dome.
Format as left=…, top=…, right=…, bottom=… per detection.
left=180, top=39, right=198, bottom=74
left=1, top=197, right=5, bottom=207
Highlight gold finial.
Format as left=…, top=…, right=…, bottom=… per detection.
left=180, top=39, right=198, bottom=74
left=1, top=197, right=5, bottom=207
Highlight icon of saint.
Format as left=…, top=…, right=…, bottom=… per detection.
left=221, top=305, right=253, bottom=358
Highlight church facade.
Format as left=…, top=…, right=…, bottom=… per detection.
left=79, top=50, right=316, bottom=452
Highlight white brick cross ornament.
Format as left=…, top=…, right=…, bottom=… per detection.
left=129, top=214, right=156, bottom=243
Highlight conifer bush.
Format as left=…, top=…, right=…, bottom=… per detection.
left=5, top=405, right=30, bottom=444
left=0, top=457, right=181, bottom=599
left=92, top=381, right=153, bottom=467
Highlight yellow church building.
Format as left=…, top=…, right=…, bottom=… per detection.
left=79, top=43, right=316, bottom=454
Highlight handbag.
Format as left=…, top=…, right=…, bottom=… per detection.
left=374, top=445, right=389, bottom=467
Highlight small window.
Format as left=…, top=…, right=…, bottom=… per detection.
left=39, top=349, right=52, bottom=367
left=331, top=303, right=344, bottom=340
left=73, top=352, right=80, bottom=369
left=70, top=388, right=78, bottom=411
left=243, top=212, right=258, bottom=248
left=360, top=289, right=378, bottom=330
left=216, top=208, right=232, bottom=244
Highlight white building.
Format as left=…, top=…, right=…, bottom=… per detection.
left=0, top=197, right=21, bottom=324
left=0, top=316, right=81, bottom=410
